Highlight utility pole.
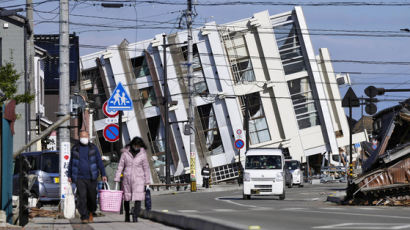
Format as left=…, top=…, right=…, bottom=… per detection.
left=187, top=0, right=196, bottom=192
left=26, top=0, right=35, bottom=149
left=163, top=34, right=171, bottom=188
left=58, top=0, right=71, bottom=208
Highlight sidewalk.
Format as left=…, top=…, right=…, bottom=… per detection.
left=151, top=183, right=241, bottom=196
left=24, top=212, right=178, bottom=230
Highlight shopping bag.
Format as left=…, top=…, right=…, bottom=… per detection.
left=99, top=182, right=123, bottom=212
left=145, top=187, right=151, bottom=211
left=63, top=184, right=76, bottom=219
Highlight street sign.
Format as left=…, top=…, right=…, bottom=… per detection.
left=342, top=87, right=360, bottom=107
left=236, top=129, right=242, bottom=135
left=106, top=82, right=133, bottom=111
left=103, top=124, right=120, bottom=142
left=234, top=139, right=245, bottom=150
left=103, top=101, right=119, bottom=118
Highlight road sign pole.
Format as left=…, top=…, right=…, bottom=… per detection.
left=349, top=98, right=353, bottom=184
left=118, top=111, right=123, bottom=150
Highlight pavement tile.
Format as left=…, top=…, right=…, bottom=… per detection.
left=24, top=212, right=178, bottom=230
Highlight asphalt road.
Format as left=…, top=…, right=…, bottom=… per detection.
left=151, top=183, right=410, bottom=230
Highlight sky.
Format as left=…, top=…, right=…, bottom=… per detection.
left=2, top=0, right=410, bottom=120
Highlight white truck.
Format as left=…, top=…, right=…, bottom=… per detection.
left=243, top=148, right=285, bottom=200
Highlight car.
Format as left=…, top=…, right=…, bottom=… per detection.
left=284, top=167, right=293, bottom=188
left=285, top=159, right=304, bottom=187
left=13, top=151, right=61, bottom=204
left=243, top=148, right=286, bottom=200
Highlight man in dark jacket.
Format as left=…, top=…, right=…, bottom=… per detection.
left=68, top=130, right=107, bottom=224
left=201, top=163, right=210, bottom=188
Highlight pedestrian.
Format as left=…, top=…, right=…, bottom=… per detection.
left=201, top=163, right=210, bottom=188
left=114, top=137, right=151, bottom=222
left=68, top=130, right=107, bottom=224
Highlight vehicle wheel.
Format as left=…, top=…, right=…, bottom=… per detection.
left=288, top=182, right=293, bottom=188
left=243, top=194, right=251, bottom=200
left=279, top=191, right=285, bottom=200
left=36, top=201, right=43, bottom=208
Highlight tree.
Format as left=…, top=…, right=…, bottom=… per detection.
left=0, top=62, right=34, bottom=104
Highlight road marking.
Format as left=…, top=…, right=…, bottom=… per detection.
left=281, top=207, right=306, bottom=211
left=178, top=210, right=199, bottom=213
left=215, top=196, right=257, bottom=208
left=283, top=209, right=410, bottom=220
left=356, top=207, right=382, bottom=211
left=321, top=207, right=344, bottom=210
left=248, top=225, right=261, bottom=230
left=251, top=207, right=273, bottom=211
left=313, top=223, right=410, bottom=229
left=213, top=209, right=235, bottom=212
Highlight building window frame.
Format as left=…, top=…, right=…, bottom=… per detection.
left=239, top=92, right=271, bottom=144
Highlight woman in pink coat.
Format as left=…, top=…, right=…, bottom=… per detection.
left=114, top=137, right=151, bottom=222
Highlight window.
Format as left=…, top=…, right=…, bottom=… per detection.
left=245, top=155, right=282, bottom=170
left=274, top=22, right=306, bottom=75
left=41, top=154, right=59, bottom=173
left=288, top=77, right=320, bottom=129
left=140, top=87, right=156, bottom=108
left=82, top=68, right=107, bottom=120
left=131, top=56, right=150, bottom=78
left=240, top=93, right=271, bottom=144
left=223, top=32, right=255, bottom=83
left=197, top=104, right=224, bottom=155
left=285, top=160, right=300, bottom=170
left=181, top=45, right=208, bottom=94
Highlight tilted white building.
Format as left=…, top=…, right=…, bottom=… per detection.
left=80, top=6, right=365, bottom=184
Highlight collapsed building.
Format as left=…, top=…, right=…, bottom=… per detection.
left=349, top=99, right=410, bottom=204
left=80, top=7, right=366, bottom=185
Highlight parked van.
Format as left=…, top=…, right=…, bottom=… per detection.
left=13, top=151, right=60, bottom=203
left=285, top=159, right=303, bottom=187
left=243, top=148, right=285, bottom=200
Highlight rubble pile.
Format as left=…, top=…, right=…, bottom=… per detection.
left=29, top=208, right=62, bottom=219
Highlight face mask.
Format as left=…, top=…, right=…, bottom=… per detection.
left=80, top=138, right=89, bottom=145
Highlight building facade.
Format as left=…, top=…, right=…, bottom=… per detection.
left=0, top=12, right=31, bottom=153
left=80, top=7, right=365, bottom=185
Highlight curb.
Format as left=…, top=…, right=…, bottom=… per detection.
left=140, top=209, right=243, bottom=230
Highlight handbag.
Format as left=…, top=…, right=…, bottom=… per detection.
left=63, top=183, right=76, bottom=219
left=145, top=187, right=151, bottom=211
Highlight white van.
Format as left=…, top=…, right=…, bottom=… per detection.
left=285, top=159, right=304, bottom=187
left=243, top=148, right=285, bottom=200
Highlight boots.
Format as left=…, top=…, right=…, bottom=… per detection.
left=124, top=201, right=130, bottom=222
left=132, top=201, right=141, bottom=222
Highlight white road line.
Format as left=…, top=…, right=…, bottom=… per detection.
left=284, top=209, right=410, bottom=220
left=177, top=210, right=199, bottom=213
left=213, top=209, right=235, bottom=212
left=215, top=196, right=257, bottom=208
left=321, top=207, right=344, bottom=210
left=281, top=207, right=306, bottom=211
left=313, top=223, right=410, bottom=229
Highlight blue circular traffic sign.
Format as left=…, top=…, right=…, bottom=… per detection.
left=103, top=124, right=120, bottom=142
left=234, top=139, right=244, bottom=150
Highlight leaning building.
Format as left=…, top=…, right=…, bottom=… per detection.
left=80, top=7, right=365, bottom=185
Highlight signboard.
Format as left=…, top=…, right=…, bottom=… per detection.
left=59, top=142, right=70, bottom=199
left=103, top=101, right=119, bottom=118
left=342, top=87, right=360, bottom=108
left=103, top=124, right=120, bottom=142
left=190, top=152, right=196, bottom=181
left=106, top=82, right=133, bottom=111
left=234, top=139, right=245, bottom=150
